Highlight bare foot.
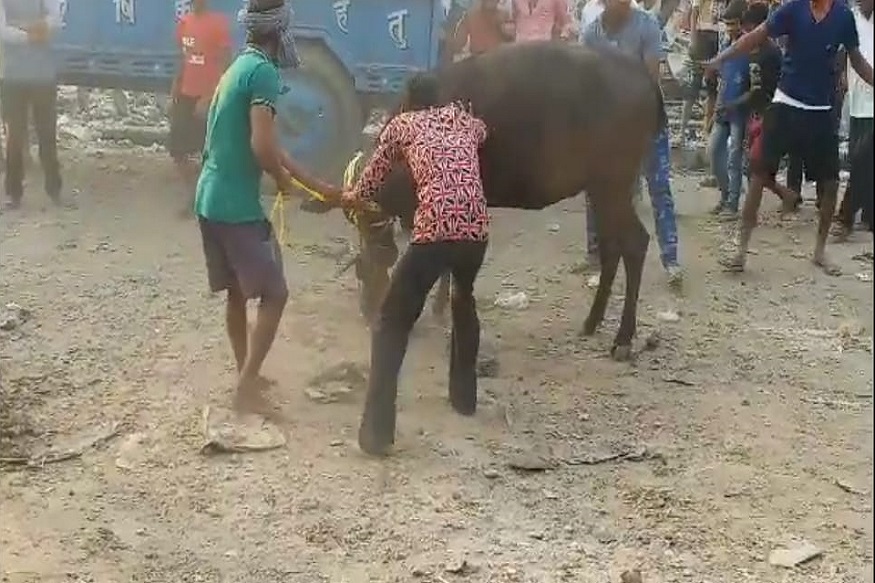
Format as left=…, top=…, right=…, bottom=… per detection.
left=780, top=207, right=799, bottom=222
left=255, top=374, right=277, bottom=387
left=666, top=264, right=684, bottom=290
left=812, top=254, right=842, bottom=276
left=720, top=251, right=746, bottom=273
left=233, top=375, right=274, bottom=416
left=831, top=223, right=851, bottom=243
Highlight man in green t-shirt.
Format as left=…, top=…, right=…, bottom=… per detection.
left=195, top=0, right=339, bottom=414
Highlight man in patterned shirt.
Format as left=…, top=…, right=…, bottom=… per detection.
left=342, top=73, right=489, bottom=456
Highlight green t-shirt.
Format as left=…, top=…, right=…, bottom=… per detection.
left=194, top=47, right=281, bottom=223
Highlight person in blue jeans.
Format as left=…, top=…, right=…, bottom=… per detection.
left=581, top=0, right=683, bottom=286
left=708, top=0, right=749, bottom=220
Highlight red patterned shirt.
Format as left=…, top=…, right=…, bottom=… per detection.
left=347, top=104, right=490, bottom=244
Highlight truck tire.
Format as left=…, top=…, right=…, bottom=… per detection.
left=276, top=39, right=363, bottom=189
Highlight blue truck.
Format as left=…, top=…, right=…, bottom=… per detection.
left=55, top=0, right=463, bottom=177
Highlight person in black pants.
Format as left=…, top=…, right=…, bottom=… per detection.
left=341, top=74, right=490, bottom=456
left=0, top=0, right=63, bottom=209
left=784, top=55, right=847, bottom=210
left=836, top=119, right=873, bottom=234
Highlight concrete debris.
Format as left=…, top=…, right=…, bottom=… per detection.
left=494, top=291, right=529, bottom=310
left=768, top=541, right=823, bottom=568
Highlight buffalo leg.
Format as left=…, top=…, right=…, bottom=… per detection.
left=613, top=210, right=650, bottom=360
left=432, top=272, right=451, bottom=320
left=581, top=193, right=622, bottom=336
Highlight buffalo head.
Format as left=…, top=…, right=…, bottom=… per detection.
left=342, top=160, right=417, bottom=323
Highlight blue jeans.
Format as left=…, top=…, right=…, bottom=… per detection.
left=586, top=128, right=680, bottom=269
left=708, top=120, right=746, bottom=212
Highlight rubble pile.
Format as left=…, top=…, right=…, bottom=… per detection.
left=54, top=87, right=169, bottom=154
left=50, top=74, right=850, bottom=169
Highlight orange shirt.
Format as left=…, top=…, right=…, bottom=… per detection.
left=176, top=11, right=232, bottom=99
left=454, top=7, right=512, bottom=55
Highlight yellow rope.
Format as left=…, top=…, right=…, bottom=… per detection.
left=269, top=150, right=367, bottom=248
left=343, top=151, right=364, bottom=189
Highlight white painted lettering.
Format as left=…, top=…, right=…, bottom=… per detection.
left=333, top=0, right=351, bottom=34
left=114, top=0, right=136, bottom=25
left=387, top=9, right=409, bottom=50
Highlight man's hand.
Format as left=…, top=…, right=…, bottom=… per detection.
left=340, top=190, right=381, bottom=214
left=278, top=171, right=342, bottom=205
left=340, top=190, right=360, bottom=210
left=317, top=182, right=343, bottom=203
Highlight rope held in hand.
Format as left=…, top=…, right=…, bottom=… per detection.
left=269, top=151, right=367, bottom=249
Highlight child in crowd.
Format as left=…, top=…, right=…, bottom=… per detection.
left=707, top=0, right=748, bottom=219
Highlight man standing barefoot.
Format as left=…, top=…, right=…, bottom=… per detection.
left=709, top=0, right=873, bottom=275
left=195, top=0, right=339, bottom=413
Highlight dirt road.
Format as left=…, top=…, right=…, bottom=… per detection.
left=1, top=149, right=872, bottom=583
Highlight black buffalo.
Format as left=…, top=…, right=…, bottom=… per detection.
left=346, top=41, right=666, bottom=360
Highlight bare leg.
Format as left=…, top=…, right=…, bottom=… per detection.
left=226, top=285, right=248, bottom=372
left=812, top=180, right=842, bottom=276
left=235, top=294, right=288, bottom=412
left=764, top=177, right=799, bottom=211
left=723, top=173, right=766, bottom=272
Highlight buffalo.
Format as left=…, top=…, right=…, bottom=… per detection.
left=344, top=41, right=666, bottom=360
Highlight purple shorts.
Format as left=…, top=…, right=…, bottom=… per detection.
left=198, top=218, right=287, bottom=301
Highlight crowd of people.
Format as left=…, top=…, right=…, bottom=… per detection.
left=451, top=0, right=873, bottom=265
left=1, top=0, right=871, bottom=456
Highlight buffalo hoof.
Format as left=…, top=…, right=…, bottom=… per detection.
left=579, top=320, right=599, bottom=337
left=358, top=424, right=394, bottom=457
left=610, top=344, right=633, bottom=362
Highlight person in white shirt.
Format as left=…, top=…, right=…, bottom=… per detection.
left=835, top=0, right=873, bottom=238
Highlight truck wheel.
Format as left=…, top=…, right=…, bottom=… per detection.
left=275, top=40, right=363, bottom=206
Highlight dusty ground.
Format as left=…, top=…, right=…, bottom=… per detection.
left=0, top=148, right=872, bottom=583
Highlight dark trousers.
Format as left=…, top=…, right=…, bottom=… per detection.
left=786, top=154, right=804, bottom=196
left=784, top=92, right=845, bottom=203
left=1, top=82, right=62, bottom=202
left=359, top=240, right=487, bottom=452
left=838, top=117, right=874, bottom=231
